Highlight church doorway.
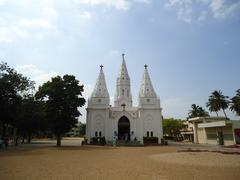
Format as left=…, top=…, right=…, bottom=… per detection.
left=118, top=116, right=130, bottom=141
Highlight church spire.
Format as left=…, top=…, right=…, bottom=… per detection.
left=118, top=53, right=130, bottom=81
left=91, top=65, right=109, bottom=98
left=114, top=54, right=132, bottom=107
left=139, top=64, right=157, bottom=98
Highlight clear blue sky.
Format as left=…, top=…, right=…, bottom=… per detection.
left=1, top=0, right=240, bottom=121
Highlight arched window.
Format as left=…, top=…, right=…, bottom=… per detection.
left=151, top=131, right=153, bottom=137
left=147, top=131, right=149, bottom=137
left=127, top=90, right=129, bottom=97
left=95, top=131, right=98, bottom=137
left=99, top=131, right=102, bottom=137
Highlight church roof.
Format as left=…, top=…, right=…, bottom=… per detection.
left=139, top=65, right=157, bottom=98
left=117, top=54, right=130, bottom=83
left=91, top=65, right=109, bottom=98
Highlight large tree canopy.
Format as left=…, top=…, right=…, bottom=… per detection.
left=230, top=89, right=240, bottom=116
left=206, top=90, right=229, bottom=119
left=188, top=104, right=209, bottom=119
left=163, top=118, right=183, bottom=137
left=0, top=62, right=34, bottom=139
left=15, top=96, right=46, bottom=143
left=36, top=75, right=85, bottom=146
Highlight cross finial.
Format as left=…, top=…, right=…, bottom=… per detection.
left=122, top=53, right=125, bottom=60
left=100, top=64, right=104, bottom=69
left=144, top=64, right=148, bottom=69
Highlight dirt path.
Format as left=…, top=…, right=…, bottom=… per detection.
left=1, top=144, right=240, bottom=180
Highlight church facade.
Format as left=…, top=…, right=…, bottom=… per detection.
left=86, top=54, right=163, bottom=144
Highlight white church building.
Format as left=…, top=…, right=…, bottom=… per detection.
left=86, top=54, right=163, bottom=144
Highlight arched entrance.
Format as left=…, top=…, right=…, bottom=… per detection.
left=118, top=116, right=130, bottom=140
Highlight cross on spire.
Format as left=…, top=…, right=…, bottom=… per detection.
left=100, top=64, right=104, bottom=69
left=144, top=64, right=148, bottom=69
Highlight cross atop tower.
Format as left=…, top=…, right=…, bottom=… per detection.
left=144, top=64, right=148, bottom=69
left=100, top=64, right=104, bottom=69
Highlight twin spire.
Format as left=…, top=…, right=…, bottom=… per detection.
left=139, top=64, right=157, bottom=98
left=90, top=54, right=157, bottom=104
left=91, top=64, right=109, bottom=98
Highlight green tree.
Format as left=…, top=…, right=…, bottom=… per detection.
left=15, top=96, right=46, bottom=143
left=206, top=90, right=229, bottom=119
left=79, top=123, right=86, bottom=136
left=188, top=104, right=209, bottom=119
left=163, top=118, right=183, bottom=137
left=36, top=75, right=86, bottom=146
left=230, top=89, right=240, bottom=116
left=0, top=62, right=34, bottom=139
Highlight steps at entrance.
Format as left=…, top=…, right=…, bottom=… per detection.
left=116, top=140, right=143, bottom=147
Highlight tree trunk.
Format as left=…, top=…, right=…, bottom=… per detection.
left=216, top=111, right=219, bottom=117
left=15, top=136, right=19, bottom=146
left=21, top=137, right=25, bottom=144
left=222, top=109, right=228, bottom=119
left=1, top=123, right=6, bottom=139
left=56, top=135, right=61, bottom=147
left=27, top=134, right=31, bottom=144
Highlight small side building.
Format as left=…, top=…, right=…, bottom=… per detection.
left=180, top=120, right=194, bottom=142
left=189, top=117, right=240, bottom=146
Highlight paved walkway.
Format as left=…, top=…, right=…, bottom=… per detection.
left=169, top=141, right=240, bottom=154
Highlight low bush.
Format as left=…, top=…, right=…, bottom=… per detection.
left=143, top=137, right=158, bottom=144
left=90, top=137, right=106, bottom=145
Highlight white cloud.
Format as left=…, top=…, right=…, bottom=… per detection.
left=79, top=11, right=92, bottom=19
left=19, top=18, right=54, bottom=29
left=0, top=25, right=29, bottom=43
left=165, top=0, right=193, bottom=23
left=165, top=0, right=240, bottom=23
left=0, top=0, right=57, bottom=43
left=74, top=0, right=151, bottom=10
left=0, top=17, right=55, bottom=43
left=110, top=49, right=120, bottom=55
left=74, top=0, right=130, bottom=10
left=16, top=64, right=58, bottom=88
left=0, top=0, right=5, bottom=5
left=133, top=0, right=151, bottom=3
left=198, top=10, right=207, bottom=21
left=209, top=0, right=240, bottom=19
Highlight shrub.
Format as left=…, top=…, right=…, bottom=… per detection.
left=90, top=137, right=106, bottom=145
left=143, top=137, right=158, bottom=144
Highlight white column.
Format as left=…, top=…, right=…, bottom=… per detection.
left=193, top=122, right=198, bottom=143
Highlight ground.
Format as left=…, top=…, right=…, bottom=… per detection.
left=0, top=138, right=240, bottom=180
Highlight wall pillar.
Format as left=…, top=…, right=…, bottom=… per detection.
left=193, top=122, right=198, bottom=143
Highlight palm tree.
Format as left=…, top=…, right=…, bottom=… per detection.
left=230, top=89, right=240, bottom=116
left=206, top=90, right=229, bottom=119
left=188, top=104, right=209, bottom=118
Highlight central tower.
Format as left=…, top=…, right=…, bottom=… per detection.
left=114, top=54, right=133, bottom=107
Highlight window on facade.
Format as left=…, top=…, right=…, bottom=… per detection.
left=147, top=131, right=149, bottom=137
left=95, top=131, right=98, bottom=137
left=127, top=90, right=129, bottom=97
left=99, top=131, right=102, bottom=137
left=98, top=99, right=101, bottom=102
left=151, top=131, right=153, bottom=137
left=147, top=99, right=150, bottom=102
